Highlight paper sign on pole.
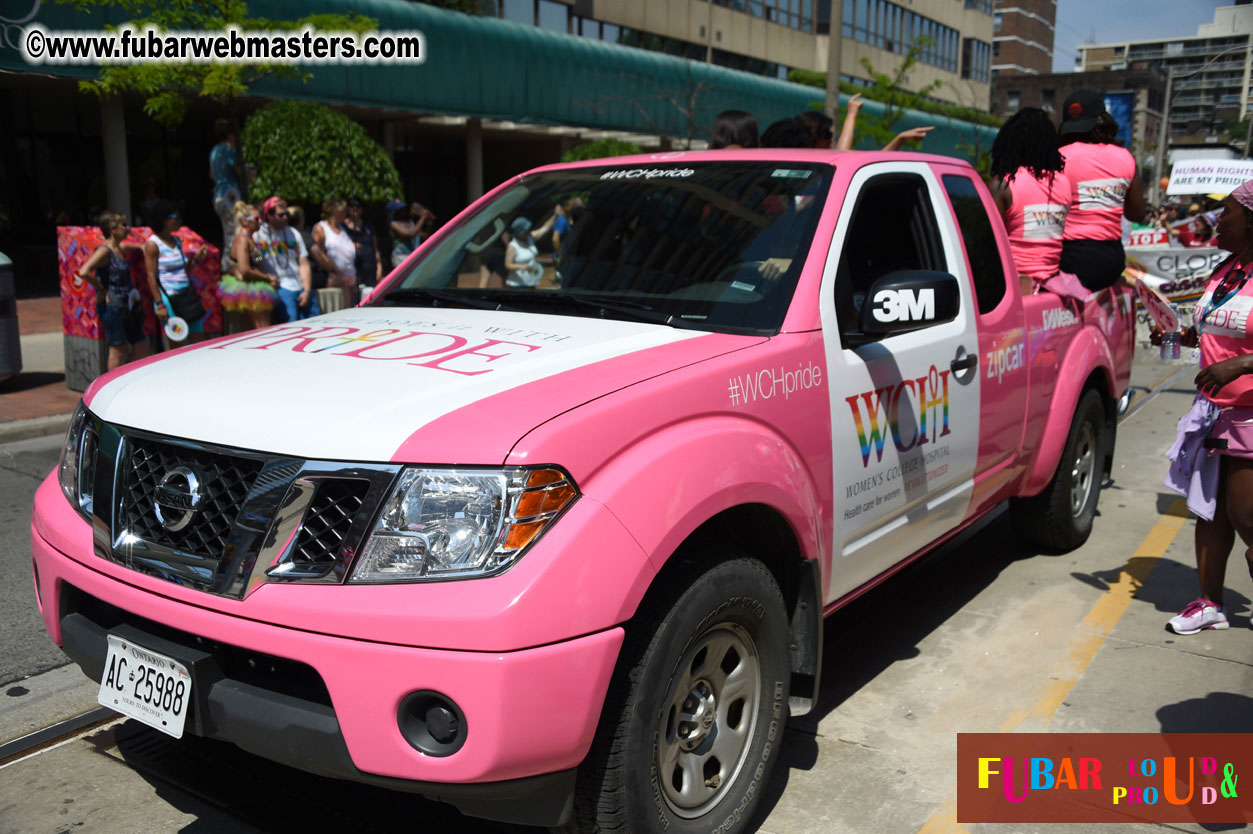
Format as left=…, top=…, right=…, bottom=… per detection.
left=1166, top=159, right=1253, bottom=196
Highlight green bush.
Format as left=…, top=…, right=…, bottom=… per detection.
left=788, top=69, right=1002, bottom=128
left=242, top=100, right=402, bottom=205
left=561, top=138, right=643, bottom=163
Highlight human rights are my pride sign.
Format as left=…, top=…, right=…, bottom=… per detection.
left=1166, top=159, right=1253, bottom=196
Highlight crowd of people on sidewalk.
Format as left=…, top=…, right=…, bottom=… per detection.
left=78, top=118, right=438, bottom=365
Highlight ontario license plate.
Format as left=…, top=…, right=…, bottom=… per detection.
left=98, top=634, right=192, bottom=739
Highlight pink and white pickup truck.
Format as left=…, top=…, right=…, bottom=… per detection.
left=32, top=150, right=1133, bottom=833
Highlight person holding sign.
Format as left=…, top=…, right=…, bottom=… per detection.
left=1164, top=179, right=1253, bottom=634
left=1057, top=90, right=1146, bottom=291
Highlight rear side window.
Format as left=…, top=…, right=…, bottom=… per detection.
left=835, top=174, right=945, bottom=334
left=942, top=174, right=1006, bottom=314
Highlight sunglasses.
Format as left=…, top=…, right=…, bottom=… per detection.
left=1215, top=266, right=1249, bottom=300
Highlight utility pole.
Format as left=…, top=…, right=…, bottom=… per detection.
left=825, top=0, right=845, bottom=146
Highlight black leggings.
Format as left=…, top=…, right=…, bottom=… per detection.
left=1059, top=239, right=1126, bottom=291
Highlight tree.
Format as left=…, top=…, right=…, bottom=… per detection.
left=242, top=101, right=402, bottom=204
left=561, top=138, right=643, bottom=163
left=54, top=0, right=376, bottom=128
left=852, top=38, right=943, bottom=149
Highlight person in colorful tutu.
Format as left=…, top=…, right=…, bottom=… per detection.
left=219, top=202, right=279, bottom=331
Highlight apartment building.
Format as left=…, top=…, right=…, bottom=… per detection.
left=991, top=0, right=1054, bottom=76
left=1077, top=4, right=1253, bottom=144
left=486, top=0, right=996, bottom=108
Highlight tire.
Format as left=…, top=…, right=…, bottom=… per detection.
left=1012, top=388, right=1107, bottom=551
left=565, top=557, right=790, bottom=834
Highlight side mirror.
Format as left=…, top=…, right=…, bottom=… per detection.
left=858, top=270, right=961, bottom=336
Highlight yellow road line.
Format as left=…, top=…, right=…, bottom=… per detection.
left=916, top=499, right=1190, bottom=834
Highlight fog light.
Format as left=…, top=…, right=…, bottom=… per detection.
left=397, top=691, right=467, bottom=756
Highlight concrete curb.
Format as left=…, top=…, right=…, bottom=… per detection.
left=0, top=414, right=73, bottom=445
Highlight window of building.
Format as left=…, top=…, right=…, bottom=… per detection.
left=537, top=0, right=567, bottom=33
left=993, top=13, right=1002, bottom=33
left=965, top=0, right=993, bottom=13
left=1007, top=90, right=1020, bottom=112
left=841, top=0, right=960, bottom=72
left=992, top=41, right=1000, bottom=59
left=602, top=23, right=620, bottom=43
left=1041, top=88, right=1055, bottom=112
left=500, top=0, right=533, bottom=26
left=962, top=38, right=990, bottom=83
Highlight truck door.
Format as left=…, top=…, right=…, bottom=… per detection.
left=819, top=163, right=982, bottom=604
left=935, top=166, right=1029, bottom=514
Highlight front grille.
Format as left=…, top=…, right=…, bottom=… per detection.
left=83, top=415, right=400, bottom=597
left=290, top=479, right=371, bottom=571
left=121, top=438, right=263, bottom=559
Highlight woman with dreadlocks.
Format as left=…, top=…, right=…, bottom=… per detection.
left=989, top=107, right=1077, bottom=296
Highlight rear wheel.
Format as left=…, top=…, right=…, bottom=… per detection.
left=566, top=556, right=790, bottom=834
left=1012, top=389, right=1107, bottom=551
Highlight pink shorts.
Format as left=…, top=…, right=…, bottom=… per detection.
left=1208, top=407, right=1253, bottom=458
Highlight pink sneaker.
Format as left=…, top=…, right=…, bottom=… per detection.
left=1167, top=599, right=1229, bottom=635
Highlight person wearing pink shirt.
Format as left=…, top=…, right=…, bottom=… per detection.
left=1164, top=179, right=1253, bottom=634
left=1056, top=90, right=1146, bottom=291
left=988, top=107, right=1076, bottom=296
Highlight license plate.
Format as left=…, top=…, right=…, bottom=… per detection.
left=98, top=634, right=192, bottom=739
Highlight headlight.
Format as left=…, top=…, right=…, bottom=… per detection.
left=58, top=403, right=94, bottom=514
left=350, top=467, right=577, bottom=583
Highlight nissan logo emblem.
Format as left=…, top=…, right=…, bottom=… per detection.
left=154, top=466, right=203, bottom=532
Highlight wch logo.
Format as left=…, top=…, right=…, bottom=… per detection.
left=846, top=365, right=951, bottom=467
left=871, top=288, right=935, bottom=324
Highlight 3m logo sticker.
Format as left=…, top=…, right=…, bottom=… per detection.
left=871, top=288, right=935, bottom=324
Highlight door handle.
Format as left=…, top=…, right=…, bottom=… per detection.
left=951, top=349, right=978, bottom=374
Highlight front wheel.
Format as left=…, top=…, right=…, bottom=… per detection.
left=1012, top=388, right=1107, bottom=551
left=567, top=557, right=790, bottom=834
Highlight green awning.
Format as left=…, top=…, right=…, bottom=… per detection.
left=2, top=0, right=993, bottom=156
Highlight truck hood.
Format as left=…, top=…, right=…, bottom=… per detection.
left=85, top=307, right=755, bottom=462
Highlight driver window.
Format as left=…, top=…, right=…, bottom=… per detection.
left=835, top=174, right=946, bottom=334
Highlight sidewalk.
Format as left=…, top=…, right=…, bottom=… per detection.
left=0, top=297, right=80, bottom=442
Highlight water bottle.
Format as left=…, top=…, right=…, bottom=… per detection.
left=1160, top=330, right=1180, bottom=360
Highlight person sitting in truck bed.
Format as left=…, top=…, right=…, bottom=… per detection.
left=988, top=107, right=1088, bottom=300
left=1057, top=89, right=1147, bottom=291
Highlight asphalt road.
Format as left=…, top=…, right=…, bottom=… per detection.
left=0, top=433, right=67, bottom=685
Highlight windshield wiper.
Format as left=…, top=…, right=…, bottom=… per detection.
left=375, top=287, right=514, bottom=312
left=487, top=290, right=692, bottom=328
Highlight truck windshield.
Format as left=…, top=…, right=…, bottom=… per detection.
left=373, top=161, right=834, bottom=335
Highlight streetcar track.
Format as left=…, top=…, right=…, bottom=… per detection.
left=0, top=706, right=119, bottom=768
left=1120, top=362, right=1191, bottom=425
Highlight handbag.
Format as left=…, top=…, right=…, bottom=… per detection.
left=164, top=286, right=205, bottom=321
left=161, top=242, right=206, bottom=321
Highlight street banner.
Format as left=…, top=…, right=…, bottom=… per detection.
left=1166, top=159, right=1253, bottom=196
left=1124, top=245, right=1225, bottom=302
left=1128, top=228, right=1169, bottom=247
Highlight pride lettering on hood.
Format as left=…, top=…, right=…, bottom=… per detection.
left=210, top=324, right=542, bottom=376
left=845, top=365, right=951, bottom=467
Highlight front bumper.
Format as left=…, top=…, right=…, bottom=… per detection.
left=31, top=477, right=624, bottom=826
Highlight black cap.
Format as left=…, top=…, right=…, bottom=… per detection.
left=1059, top=89, right=1105, bottom=135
